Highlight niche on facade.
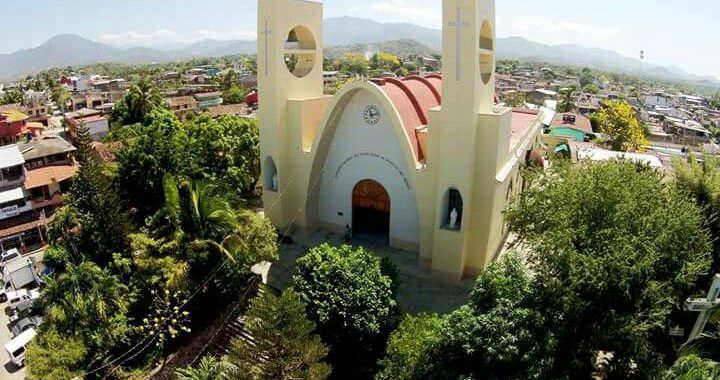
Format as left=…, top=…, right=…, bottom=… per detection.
left=441, top=188, right=463, bottom=231
left=264, top=156, right=279, bottom=192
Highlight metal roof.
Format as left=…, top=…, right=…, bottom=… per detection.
left=0, top=187, right=25, bottom=204
left=0, top=145, right=25, bottom=169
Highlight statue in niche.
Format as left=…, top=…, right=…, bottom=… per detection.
left=449, top=207, right=459, bottom=229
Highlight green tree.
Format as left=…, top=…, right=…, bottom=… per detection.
left=61, top=124, right=130, bottom=265
left=665, top=355, right=720, bottom=380
left=505, top=162, right=713, bottom=378
left=41, top=261, right=131, bottom=361
left=710, top=93, right=720, bottom=110
left=110, top=77, right=165, bottom=126
left=51, top=85, right=70, bottom=111
left=419, top=254, right=555, bottom=380
left=185, top=114, right=260, bottom=194
left=583, top=83, right=600, bottom=94
left=336, top=53, right=369, bottom=76
left=26, top=327, right=87, bottom=380
left=115, top=109, right=192, bottom=220
left=504, top=91, right=527, bottom=108
left=227, top=287, right=331, bottom=380
left=151, top=176, right=277, bottom=290
left=370, top=52, right=402, bottom=74
left=674, top=153, right=720, bottom=278
left=223, top=85, right=247, bottom=104
left=558, top=87, right=576, bottom=112
left=0, top=88, right=23, bottom=105
left=596, top=99, right=649, bottom=152
left=377, top=314, right=442, bottom=380
left=293, top=244, right=398, bottom=379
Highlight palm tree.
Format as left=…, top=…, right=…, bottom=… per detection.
left=111, top=78, right=164, bottom=126
left=558, top=87, right=576, bottom=113
left=41, top=261, right=129, bottom=352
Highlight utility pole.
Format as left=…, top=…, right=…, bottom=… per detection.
left=685, top=274, right=720, bottom=341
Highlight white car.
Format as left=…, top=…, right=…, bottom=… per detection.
left=0, top=249, right=20, bottom=268
left=2, top=288, right=39, bottom=307
left=4, top=328, right=35, bottom=367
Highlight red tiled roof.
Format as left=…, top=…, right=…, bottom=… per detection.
left=374, top=75, right=442, bottom=161
left=372, top=75, right=540, bottom=161
left=24, top=165, right=78, bottom=189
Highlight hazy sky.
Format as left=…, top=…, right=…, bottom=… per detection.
left=2, top=0, right=718, bottom=78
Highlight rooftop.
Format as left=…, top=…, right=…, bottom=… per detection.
left=24, top=164, right=78, bottom=190
left=1, top=110, right=29, bottom=123
left=0, top=145, right=25, bottom=168
left=551, top=112, right=593, bottom=134
left=0, top=187, right=25, bottom=204
left=18, top=136, right=76, bottom=162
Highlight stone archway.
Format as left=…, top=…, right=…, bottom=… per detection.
left=352, top=179, right=390, bottom=242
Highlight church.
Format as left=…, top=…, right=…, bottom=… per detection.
left=257, top=0, right=545, bottom=281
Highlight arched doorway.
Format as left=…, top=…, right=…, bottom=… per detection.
left=352, top=179, right=390, bottom=242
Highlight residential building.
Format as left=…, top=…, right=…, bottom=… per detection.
left=165, top=96, right=198, bottom=120
left=194, top=92, right=224, bottom=109
left=65, top=109, right=109, bottom=141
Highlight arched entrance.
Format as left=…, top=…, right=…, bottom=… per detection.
left=352, top=179, right=390, bottom=242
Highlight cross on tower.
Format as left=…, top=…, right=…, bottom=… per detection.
left=261, top=20, right=272, bottom=76
left=685, top=274, right=720, bottom=341
left=447, top=7, right=470, bottom=81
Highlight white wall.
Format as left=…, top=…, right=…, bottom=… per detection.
left=87, top=119, right=109, bottom=141
left=317, top=90, right=420, bottom=245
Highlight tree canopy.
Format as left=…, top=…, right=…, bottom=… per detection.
left=293, top=244, right=398, bottom=379
left=506, top=161, right=712, bottom=378
left=595, top=99, right=649, bottom=152
left=227, top=287, right=331, bottom=380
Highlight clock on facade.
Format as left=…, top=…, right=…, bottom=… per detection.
left=362, top=105, right=381, bottom=125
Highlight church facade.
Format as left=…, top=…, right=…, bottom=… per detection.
left=257, top=0, right=545, bottom=281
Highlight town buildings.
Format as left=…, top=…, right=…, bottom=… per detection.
left=0, top=134, right=76, bottom=253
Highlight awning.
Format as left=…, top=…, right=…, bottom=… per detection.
left=555, top=143, right=570, bottom=154
left=0, top=187, right=25, bottom=205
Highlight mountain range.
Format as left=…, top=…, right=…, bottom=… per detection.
left=1, top=16, right=718, bottom=88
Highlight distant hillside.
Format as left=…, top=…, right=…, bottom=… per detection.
left=325, top=39, right=436, bottom=60
left=324, top=17, right=442, bottom=49
left=1, top=17, right=718, bottom=89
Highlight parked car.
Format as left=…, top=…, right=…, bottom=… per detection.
left=0, top=249, right=20, bottom=268
left=2, top=288, right=39, bottom=305
left=4, top=328, right=35, bottom=367
left=10, top=316, right=43, bottom=337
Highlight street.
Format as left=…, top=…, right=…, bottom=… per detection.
left=0, top=249, right=45, bottom=380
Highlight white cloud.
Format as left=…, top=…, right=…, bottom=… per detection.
left=98, top=28, right=256, bottom=48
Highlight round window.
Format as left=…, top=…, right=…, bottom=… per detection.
left=479, top=21, right=494, bottom=85
left=284, top=26, right=317, bottom=78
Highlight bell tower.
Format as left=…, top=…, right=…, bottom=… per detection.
left=257, top=0, right=327, bottom=228
left=426, top=0, right=510, bottom=281
left=441, top=0, right=496, bottom=116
